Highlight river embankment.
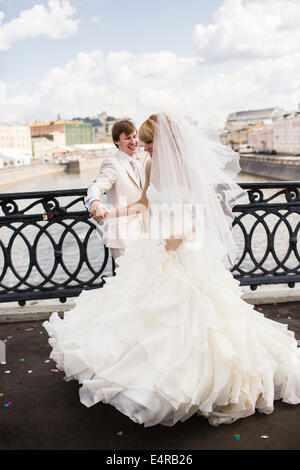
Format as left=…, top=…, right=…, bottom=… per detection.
left=240, top=153, right=300, bottom=180
left=0, top=150, right=148, bottom=188
left=0, top=156, right=105, bottom=188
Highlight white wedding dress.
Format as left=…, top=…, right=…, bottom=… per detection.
left=43, top=183, right=300, bottom=427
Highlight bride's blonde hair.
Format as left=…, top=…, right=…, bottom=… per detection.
left=139, top=113, right=182, bottom=158
left=138, top=114, right=158, bottom=143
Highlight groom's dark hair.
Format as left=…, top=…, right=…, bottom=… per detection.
left=112, top=120, right=137, bottom=148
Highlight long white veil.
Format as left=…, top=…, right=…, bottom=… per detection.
left=147, top=112, right=249, bottom=270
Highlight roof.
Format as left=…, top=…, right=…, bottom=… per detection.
left=226, top=107, right=286, bottom=123
left=29, top=119, right=83, bottom=127
left=0, top=122, right=29, bottom=127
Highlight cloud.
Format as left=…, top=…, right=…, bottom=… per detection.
left=0, top=0, right=79, bottom=51
left=0, top=80, right=6, bottom=103
left=0, top=49, right=198, bottom=123
left=89, top=16, right=103, bottom=25
left=1, top=0, right=300, bottom=131
left=1, top=46, right=300, bottom=129
left=193, top=0, right=300, bottom=63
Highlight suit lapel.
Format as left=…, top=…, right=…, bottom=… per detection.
left=116, top=151, right=142, bottom=189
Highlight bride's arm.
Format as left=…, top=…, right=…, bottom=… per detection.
left=105, top=157, right=151, bottom=219
left=164, top=226, right=196, bottom=251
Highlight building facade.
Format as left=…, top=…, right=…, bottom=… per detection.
left=221, top=107, right=300, bottom=155
left=64, top=122, right=93, bottom=145
left=30, top=120, right=93, bottom=146
left=0, top=148, right=31, bottom=167
left=0, top=122, right=32, bottom=156
left=248, top=123, right=273, bottom=153
left=31, top=137, right=59, bottom=159
left=273, top=114, right=300, bottom=155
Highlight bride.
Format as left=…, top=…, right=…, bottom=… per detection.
left=43, top=112, right=300, bottom=427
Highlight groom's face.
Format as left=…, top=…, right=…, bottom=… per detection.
left=115, top=131, right=138, bottom=157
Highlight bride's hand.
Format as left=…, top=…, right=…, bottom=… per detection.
left=102, top=209, right=110, bottom=220
left=164, top=237, right=183, bottom=251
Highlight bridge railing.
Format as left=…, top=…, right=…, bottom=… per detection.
left=0, top=181, right=300, bottom=305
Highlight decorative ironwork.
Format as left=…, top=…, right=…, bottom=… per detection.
left=0, top=181, right=300, bottom=305
left=0, top=189, right=115, bottom=305
left=231, top=181, right=300, bottom=290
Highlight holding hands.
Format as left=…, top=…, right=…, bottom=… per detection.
left=89, top=201, right=109, bottom=222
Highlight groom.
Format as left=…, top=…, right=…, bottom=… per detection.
left=85, top=120, right=144, bottom=263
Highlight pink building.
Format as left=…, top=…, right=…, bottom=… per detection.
left=248, top=123, right=273, bottom=153
left=273, top=114, right=300, bottom=154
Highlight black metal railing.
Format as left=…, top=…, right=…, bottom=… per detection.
left=0, top=181, right=300, bottom=305
left=0, top=189, right=114, bottom=305
left=232, top=181, right=300, bottom=289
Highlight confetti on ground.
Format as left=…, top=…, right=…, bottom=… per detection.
left=288, top=317, right=292, bottom=319
left=7, top=336, right=13, bottom=339
left=4, top=401, right=12, bottom=407
left=260, top=435, right=269, bottom=439
left=27, top=370, right=33, bottom=374
left=45, top=360, right=50, bottom=363
left=1, top=361, right=6, bottom=365
left=234, top=434, right=240, bottom=440
left=4, top=370, right=10, bottom=374
left=50, top=369, right=58, bottom=373
left=0, top=393, right=4, bottom=397
left=117, top=431, right=124, bottom=436
left=25, top=328, right=34, bottom=331
left=20, top=359, right=24, bottom=362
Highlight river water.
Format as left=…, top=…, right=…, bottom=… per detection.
left=0, top=162, right=268, bottom=192
left=0, top=160, right=299, bottom=293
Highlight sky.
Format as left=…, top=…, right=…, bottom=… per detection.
left=1, top=0, right=300, bottom=129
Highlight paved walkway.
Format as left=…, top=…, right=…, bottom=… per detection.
left=1, top=301, right=300, bottom=451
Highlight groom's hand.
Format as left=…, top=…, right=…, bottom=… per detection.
left=90, top=200, right=107, bottom=222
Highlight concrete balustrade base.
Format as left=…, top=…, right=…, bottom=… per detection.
left=0, top=285, right=300, bottom=322
left=0, top=298, right=76, bottom=323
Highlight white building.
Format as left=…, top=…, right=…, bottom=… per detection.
left=31, top=131, right=66, bottom=159
left=93, top=125, right=106, bottom=142
left=0, top=147, right=31, bottom=167
left=0, top=122, right=32, bottom=156
left=50, top=131, right=66, bottom=146
left=32, top=137, right=58, bottom=159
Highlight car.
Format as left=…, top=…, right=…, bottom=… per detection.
left=239, top=144, right=254, bottom=154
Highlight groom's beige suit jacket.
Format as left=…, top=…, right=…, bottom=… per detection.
left=85, top=149, right=145, bottom=249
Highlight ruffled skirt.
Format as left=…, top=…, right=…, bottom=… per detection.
left=43, top=239, right=300, bottom=426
